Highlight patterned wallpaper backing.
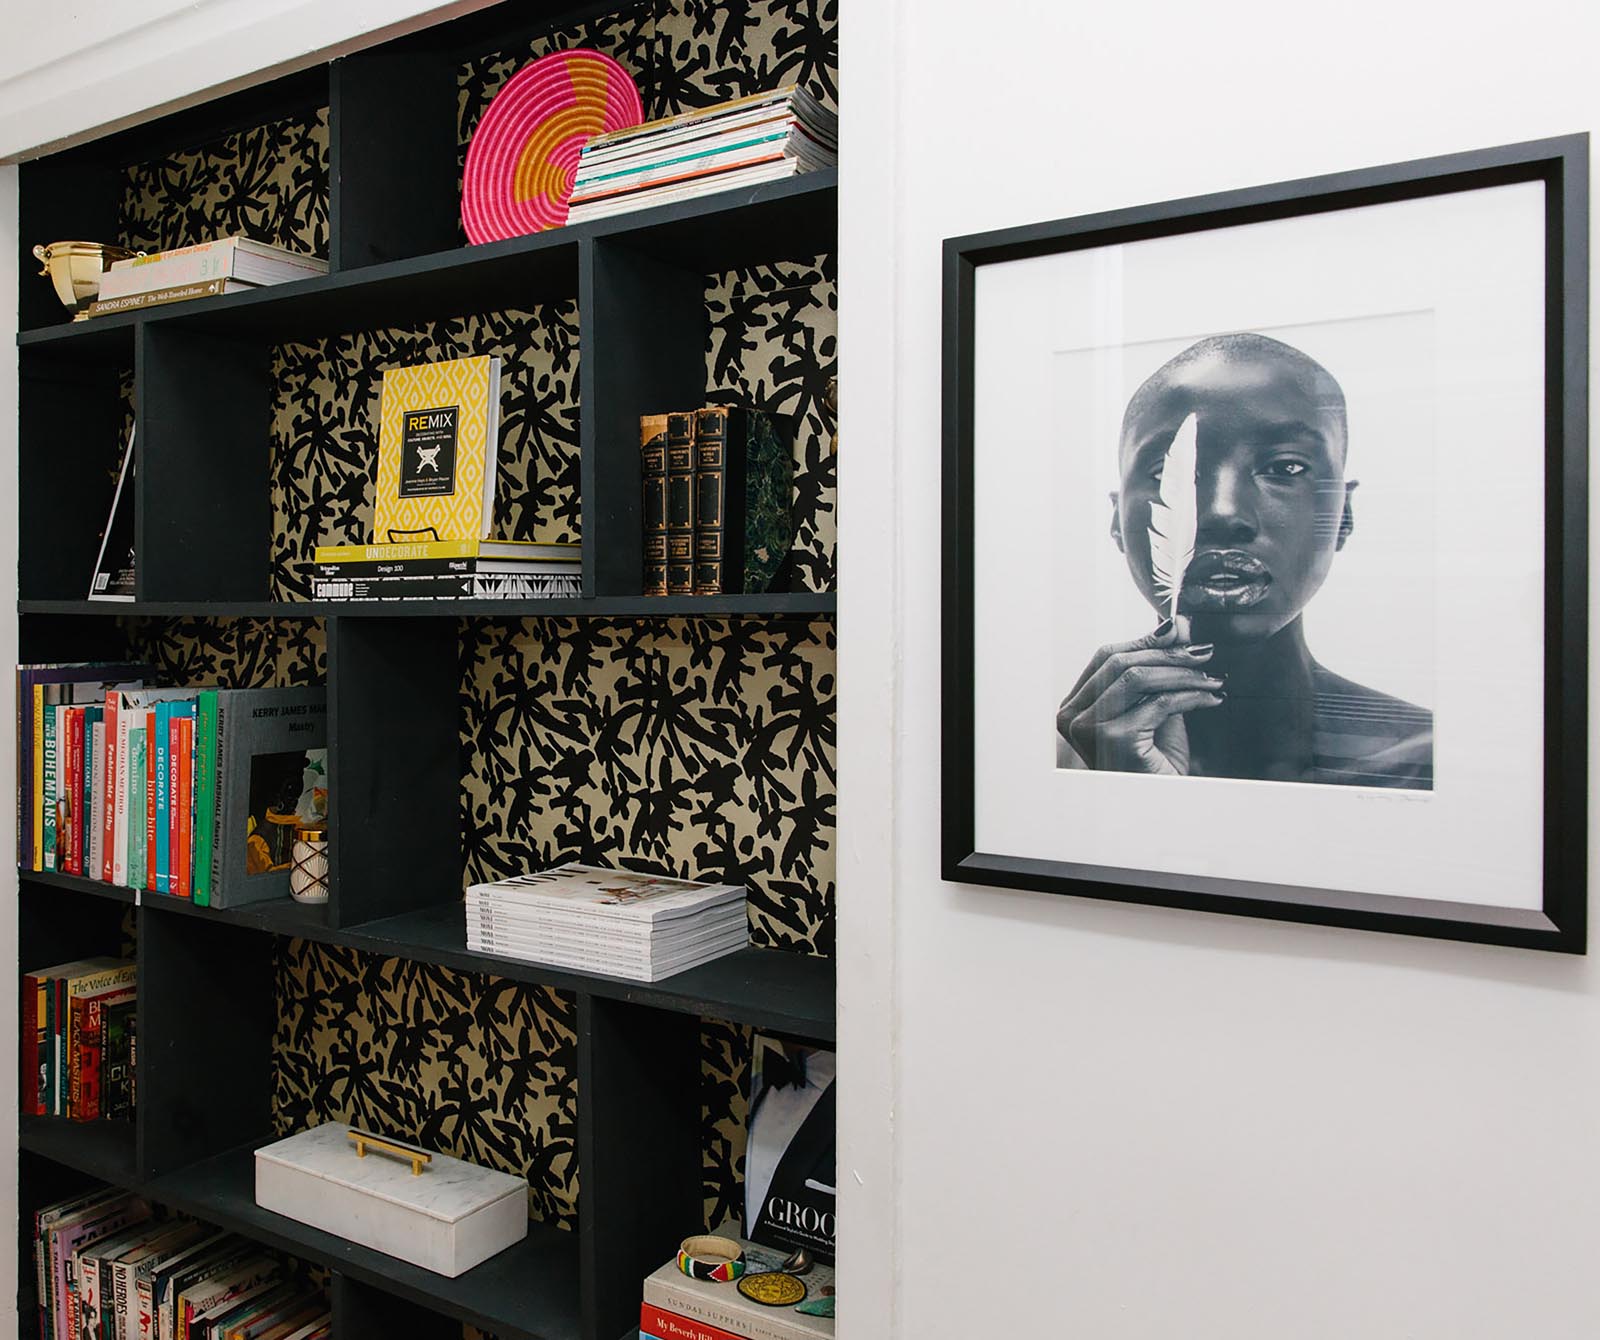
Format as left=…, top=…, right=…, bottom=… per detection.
left=119, top=109, right=329, bottom=257
left=112, top=0, right=838, bottom=1258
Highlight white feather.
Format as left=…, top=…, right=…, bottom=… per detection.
left=1147, top=413, right=1198, bottom=620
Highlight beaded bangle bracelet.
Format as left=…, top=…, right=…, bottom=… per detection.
left=677, top=1235, right=746, bottom=1283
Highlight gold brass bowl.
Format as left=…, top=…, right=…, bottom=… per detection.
left=32, top=240, right=140, bottom=307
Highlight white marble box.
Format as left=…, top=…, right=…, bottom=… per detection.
left=254, top=1122, right=528, bottom=1277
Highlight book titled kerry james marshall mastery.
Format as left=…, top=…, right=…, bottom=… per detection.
left=373, top=354, right=502, bottom=544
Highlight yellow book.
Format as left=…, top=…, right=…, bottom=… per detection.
left=372, top=355, right=502, bottom=544
left=314, top=539, right=577, bottom=564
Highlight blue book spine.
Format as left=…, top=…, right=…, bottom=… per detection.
left=154, top=702, right=170, bottom=893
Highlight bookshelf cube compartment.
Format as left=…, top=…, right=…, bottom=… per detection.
left=266, top=303, right=582, bottom=603
left=137, top=325, right=274, bottom=602
left=18, top=356, right=133, bottom=602
left=137, top=911, right=274, bottom=1178
left=581, top=227, right=838, bottom=600
left=18, top=67, right=329, bottom=335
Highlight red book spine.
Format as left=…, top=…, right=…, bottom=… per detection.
left=76, top=994, right=105, bottom=1122
left=100, top=692, right=119, bottom=882
left=640, top=1302, right=748, bottom=1340
left=66, top=994, right=83, bottom=1118
left=175, top=716, right=194, bottom=898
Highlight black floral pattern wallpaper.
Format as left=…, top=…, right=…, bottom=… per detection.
left=118, top=109, right=329, bottom=258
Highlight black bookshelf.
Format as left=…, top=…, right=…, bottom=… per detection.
left=14, top=5, right=839, bottom=1336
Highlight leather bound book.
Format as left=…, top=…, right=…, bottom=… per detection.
left=693, top=405, right=794, bottom=595
left=640, top=414, right=670, bottom=596
left=665, top=411, right=696, bottom=595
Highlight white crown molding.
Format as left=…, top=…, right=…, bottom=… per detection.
left=0, top=0, right=500, bottom=163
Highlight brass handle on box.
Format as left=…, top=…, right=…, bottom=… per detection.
left=347, top=1128, right=432, bottom=1176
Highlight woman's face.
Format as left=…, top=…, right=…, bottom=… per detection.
left=1113, top=346, right=1355, bottom=645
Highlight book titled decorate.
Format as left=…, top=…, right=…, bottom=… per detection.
left=373, top=355, right=503, bottom=545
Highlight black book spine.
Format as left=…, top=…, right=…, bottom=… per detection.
left=693, top=407, right=738, bottom=595
left=665, top=411, right=696, bottom=595
left=640, top=414, right=670, bottom=597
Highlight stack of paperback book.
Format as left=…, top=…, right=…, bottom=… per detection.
left=22, top=956, right=136, bottom=1123
left=465, top=863, right=749, bottom=981
left=310, top=539, right=580, bottom=602
left=33, top=1193, right=327, bottom=1340
left=83, top=236, right=327, bottom=318
left=641, top=1225, right=834, bottom=1340
left=566, top=85, right=837, bottom=225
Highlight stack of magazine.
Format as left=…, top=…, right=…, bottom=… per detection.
left=465, top=863, right=748, bottom=981
left=565, top=84, right=837, bottom=224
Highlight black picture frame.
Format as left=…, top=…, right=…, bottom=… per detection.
left=942, top=135, right=1589, bottom=952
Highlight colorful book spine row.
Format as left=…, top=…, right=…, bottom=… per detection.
left=639, top=406, right=794, bottom=597
left=20, top=956, right=136, bottom=1122
left=33, top=1189, right=327, bottom=1340
left=19, top=668, right=329, bottom=912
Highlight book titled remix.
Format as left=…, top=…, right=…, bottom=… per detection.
left=373, top=354, right=502, bottom=545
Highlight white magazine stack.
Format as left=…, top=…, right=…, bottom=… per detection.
left=464, top=863, right=749, bottom=982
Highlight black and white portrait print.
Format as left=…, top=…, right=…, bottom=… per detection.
left=1053, top=329, right=1434, bottom=789
left=968, top=179, right=1550, bottom=911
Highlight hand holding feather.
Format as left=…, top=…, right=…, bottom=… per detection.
left=1055, top=616, right=1227, bottom=774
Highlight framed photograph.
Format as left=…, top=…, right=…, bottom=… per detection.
left=942, top=136, right=1588, bottom=950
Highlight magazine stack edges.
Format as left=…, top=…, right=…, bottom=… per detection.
left=464, top=863, right=748, bottom=982
left=566, top=84, right=836, bottom=225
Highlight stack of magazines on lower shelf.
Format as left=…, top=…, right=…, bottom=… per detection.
left=465, top=863, right=748, bottom=981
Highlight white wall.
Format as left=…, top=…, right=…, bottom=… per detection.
left=836, top=0, right=1600, bottom=1337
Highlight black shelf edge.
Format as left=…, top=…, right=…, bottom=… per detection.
left=18, top=869, right=835, bottom=1040
left=19, top=1115, right=137, bottom=1185
left=17, top=171, right=836, bottom=353
left=19, top=600, right=329, bottom=619
left=19, top=594, right=836, bottom=620
left=342, top=904, right=837, bottom=1042
left=19, top=1128, right=582, bottom=1340
left=19, top=868, right=139, bottom=904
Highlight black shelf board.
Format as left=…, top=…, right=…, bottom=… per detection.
left=20, top=594, right=835, bottom=620
left=17, top=172, right=836, bottom=354
left=19, top=1115, right=137, bottom=1186
left=590, top=167, right=838, bottom=271
left=19, top=868, right=138, bottom=905
left=343, top=904, right=837, bottom=1042
left=16, top=872, right=836, bottom=1039
left=142, top=889, right=331, bottom=936
left=16, top=869, right=331, bottom=934
left=19, top=600, right=328, bottom=620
